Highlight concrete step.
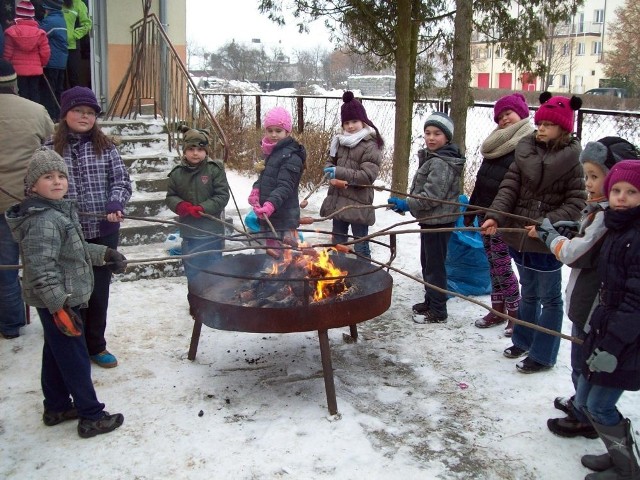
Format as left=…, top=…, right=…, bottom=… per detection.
left=116, top=242, right=183, bottom=282
left=101, top=116, right=167, bottom=137
left=133, top=174, right=169, bottom=193
left=123, top=153, right=179, bottom=174
left=117, top=134, right=168, bottom=155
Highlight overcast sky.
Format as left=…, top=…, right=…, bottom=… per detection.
left=186, top=0, right=333, bottom=53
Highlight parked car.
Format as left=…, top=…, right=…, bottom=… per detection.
left=584, top=88, right=628, bottom=98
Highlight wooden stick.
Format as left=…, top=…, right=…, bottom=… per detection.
left=300, top=172, right=330, bottom=209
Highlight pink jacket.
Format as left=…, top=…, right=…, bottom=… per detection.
left=3, top=19, right=51, bottom=76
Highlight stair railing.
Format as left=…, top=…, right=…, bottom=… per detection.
left=106, top=11, right=228, bottom=162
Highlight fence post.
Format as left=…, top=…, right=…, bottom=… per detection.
left=256, top=95, right=261, bottom=130
left=297, top=96, right=304, bottom=133
left=224, top=94, right=230, bottom=118
left=576, top=109, right=583, bottom=139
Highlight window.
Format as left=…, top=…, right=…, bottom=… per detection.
left=577, top=12, right=585, bottom=33
left=560, top=75, right=568, bottom=87
left=547, top=75, right=555, bottom=86
left=592, top=41, right=602, bottom=55
left=575, top=75, right=583, bottom=87
left=495, top=46, right=503, bottom=58
left=577, top=42, right=585, bottom=55
left=562, top=42, right=570, bottom=57
left=486, top=47, right=492, bottom=59
left=594, top=9, right=604, bottom=23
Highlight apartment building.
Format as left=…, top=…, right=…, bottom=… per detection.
left=470, top=0, right=625, bottom=93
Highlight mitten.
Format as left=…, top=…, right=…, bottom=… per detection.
left=387, top=197, right=409, bottom=213
left=176, top=201, right=193, bottom=217
left=323, top=166, right=336, bottom=179
left=536, top=218, right=561, bottom=248
left=53, top=305, right=82, bottom=337
left=105, top=201, right=124, bottom=215
left=188, top=205, right=204, bottom=218
left=553, top=220, right=580, bottom=239
left=586, top=348, right=618, bottom=373
left=104, top=248, right=127, bottom=274
left=248, top=188, right=260, bottom=207
left=253, top=201, right=276, bottom=218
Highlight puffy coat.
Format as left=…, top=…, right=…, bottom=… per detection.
left=254, top=136, right=306, bottom=231
left=39, top=10, right=68, bottom=69
left=166, top=157, right=230, bottom=238
left=3, top=19, right=50, bottom=76
left=62, top=0, right=91, bottom=50
left=5, top=196, right=107, bottom=313
left=407, top=143, right=466, bottom=225
left=581, top=205, right=640, bottom=391
left=320, top=133, right=381, bottom=226
left=485, top=133, right=586, bottom=253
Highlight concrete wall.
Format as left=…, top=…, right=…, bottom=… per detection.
left=347, top=75, right=395, bottom=97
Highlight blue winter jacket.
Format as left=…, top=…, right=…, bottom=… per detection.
left=39, top=10, right=68, bottom=69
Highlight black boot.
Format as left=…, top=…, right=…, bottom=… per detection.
left=583, top=415, right=640, bottom=480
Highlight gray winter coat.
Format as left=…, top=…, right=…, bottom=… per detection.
left=407, top=144, right=466, bottom=225
left=5, top=196, right=107, bottom=313
left=320, top=134, right=381, bottom=226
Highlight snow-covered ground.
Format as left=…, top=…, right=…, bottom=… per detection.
left=1, top=171, right=639, bottom=480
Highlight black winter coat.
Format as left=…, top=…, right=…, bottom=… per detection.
left=254, top=137, right=306, bottom=231
left=469, top=150, right=515, bottom=210
left=582, top=205, right=640, bottom=391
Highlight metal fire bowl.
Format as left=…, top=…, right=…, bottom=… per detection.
left=187, top=253, right=393, bottom=334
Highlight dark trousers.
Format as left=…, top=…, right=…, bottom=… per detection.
left=419, top=224, right=452, bottom=316
left=181, top=236, right=223, bottom=282
left=37, top=307, right=105, bottom=420
left=332, top=219, right=370, bottom=258
left=42, top=68, right=65, bottom=121
left=66, top=48, right=82, bottom=87
left=84, top=232, right=119, bottom=356
left=17, top=75, right=41, bottom=103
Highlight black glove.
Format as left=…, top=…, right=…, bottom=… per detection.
left=104, top=248, right=127, bottom=274
left=552, top=220, right=580, bottom=239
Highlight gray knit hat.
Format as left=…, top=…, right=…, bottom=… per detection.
left=423, top=112, right=454, bottom=142
left=580, top=136, right=640, bottom=172
left=25, top=148, right=68, bottom=194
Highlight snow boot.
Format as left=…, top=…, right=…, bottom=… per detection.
left=583, top=415, right=640, bottom=480
left=582, top=454, right=614, bottom=473
left=475, top=294, right=505, bottom=328
left=504, top=303, right=519, bottom=338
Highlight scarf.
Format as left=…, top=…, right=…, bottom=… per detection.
left=480, top=118, right=534, bottom=159
left=329, top=126, right=374, bottom=157
left=261, top=136, right=278, bottom=156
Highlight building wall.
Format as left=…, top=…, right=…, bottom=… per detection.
left=347, top=75, right=396, bottom=97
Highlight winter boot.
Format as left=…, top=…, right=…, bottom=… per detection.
left=582, top=453, right=614, bottom=473
left=504, top=303, right=519, bottom=338
left=583, top=415, right=640, bottom=480
left=475, top=294, right=506, bottom=328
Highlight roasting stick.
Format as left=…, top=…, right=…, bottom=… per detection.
left=300, top=172, right=330, bottom=209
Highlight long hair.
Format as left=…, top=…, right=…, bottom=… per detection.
left=52, top=119, right=114, bottom=156
left=544, top=130, right=574, bottom=152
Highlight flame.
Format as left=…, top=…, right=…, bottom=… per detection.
left=306, top=248, right=347, bottom=302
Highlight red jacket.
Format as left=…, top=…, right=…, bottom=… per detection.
left=3, top=19, right=50, bottom=76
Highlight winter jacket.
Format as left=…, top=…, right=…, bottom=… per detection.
left=62, top=0, right=91, bottom=51
left=485, top=133, right=586, bottom=253
left=0, top=92, right=54, bottom=214
left=407, top=143, right=466, bottom=225
left=3, top=19, right=50, bottom=76
left=44, top=134, right=132, bottom=240
left=549, top=199, right=608, bottom=329
left=166, top=157, right=230, bottom=239
left=581, top=205, right=640, bottom=391
left=319, top=132, right=381, bottom=226
left=254, top=136, right=306, bottom=231
left=5, top=196, right=107, bottom=313
left=39, top=10, right=68, bottom=69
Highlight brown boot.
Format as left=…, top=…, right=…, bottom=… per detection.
left=475, top=295, right=506, bottom=328
left=504, top=304, right=518, bottom=337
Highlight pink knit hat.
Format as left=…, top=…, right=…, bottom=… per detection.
left=263, top=106, right=292, bottom=132
left=15, top=0, right=35, bottom=18
left=534, top=91, right=582, bottom=133
left=493, top=93, right=529, bottom=123
left=603, top=160, right=640, bottom=197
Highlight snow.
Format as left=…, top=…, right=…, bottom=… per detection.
left=2, top=170, right=639, bottom=480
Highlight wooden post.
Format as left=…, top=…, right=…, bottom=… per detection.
left=296, top=96, right=304, bottom=133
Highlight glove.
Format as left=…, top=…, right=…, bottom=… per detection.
left=323, top=166, right=336, bottom=179
left=105, top=201, right=124, bottom=215
left=463, top=214, right=476, bottom=227
left=53, top=305, right=82, bottom=337
left=536, top=218, right=561, bottom=248
left=253, top=201, right=276, bottom=218
left=104, top=248, right=127, bottom=274
left=248, top=188, right=260, bottom=207
left=175, top=201, right=193, bottom=217
left=553, top=220, right=580, bottom=239
left=586, top=348, right=618, bottom=373
left=387, top=197, right=410, bottom=213
left=188, top=205, right=204, bottom=218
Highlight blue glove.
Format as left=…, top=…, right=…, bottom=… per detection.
left=387, top=197, right=409, bottom=213
left=586, top=348, right=618, bottom=373
left=323, top=166, right=336, bottom=179
left=536, top=218, right=560, bottom=248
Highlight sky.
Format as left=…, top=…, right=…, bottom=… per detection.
left=186, top=0, right=334, bottom=55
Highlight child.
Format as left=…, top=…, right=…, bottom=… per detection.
left=469, top=93, right=534, bottom=335
left=387, top=112, right=466, bottom=323
left=320, top=91, right=383, bottom=259
left=39, top=0, right=68, bottom=120
left=5, top=148, right=125, bottom=438
left=481, top=92, right=586, bottom=373
left=166, top=127, right=230, bottom=281
left=3, top=0, right=50, bottom=103
left=569, top=160, right=640, bottom=477
left=62, top=0, right=91, bottom=87
left=248, top=106, right=306, bottom=249
left=45, top=86, right=132, bottom=369
left=536, top=138, right=639, bottom=439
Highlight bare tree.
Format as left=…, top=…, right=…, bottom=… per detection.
left=604, top=0, right=639, bottom=96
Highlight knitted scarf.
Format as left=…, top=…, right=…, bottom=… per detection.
left=480, top=118, right=534, bottom=159
left=329, top=126, right=374, bottom=157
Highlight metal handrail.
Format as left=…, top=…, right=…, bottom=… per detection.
left=106, top=12, right=228, bottom=161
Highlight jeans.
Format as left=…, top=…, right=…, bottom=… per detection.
left=512, top=265, right=563, bottom=366
left=182, top=236, right=224, bottom=282
left=332, top=219, right=370, bottom=258
left=573, top=374, right=624, bottom=426
left=419, top=224, right=452, bottom=316
left=0, top=215, right=26, bottom=336
left=38, top=307, right=105, bottom=420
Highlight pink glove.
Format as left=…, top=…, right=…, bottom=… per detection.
left=176, top=201, right=193, bottom=217
left=253, top=201, right=275, bottom=218
left=189, top=205, right=204, bottom=218
left=248, top=188, right=260, bottom=207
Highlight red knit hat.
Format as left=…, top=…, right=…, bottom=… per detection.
left=15, top=0, right=35, bottom=18
left=493, top=93, right=530, bottom=123
left=533, top=91, right=582, bottom=133
left=604, top=160, right=640, bottom=197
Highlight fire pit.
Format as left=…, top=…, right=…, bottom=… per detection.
left=187, top=252, right=394, bottom=414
